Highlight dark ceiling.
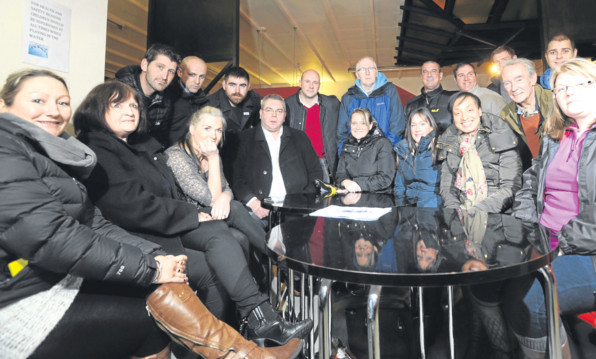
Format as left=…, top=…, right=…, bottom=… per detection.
left=395, top=0, right=595, bottom=67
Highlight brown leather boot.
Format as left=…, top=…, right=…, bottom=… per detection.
left=146, top=283, right=303, bottom=359
left=130, top=344, right=170, bottom=359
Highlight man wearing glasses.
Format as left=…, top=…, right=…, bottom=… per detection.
left=207, top=66, right=262, bottom=183
left=337, top=56, right=405, bottom=152
left=500, top=58, right=553, bottom=171
left=233, top=94, right=323, bottom=221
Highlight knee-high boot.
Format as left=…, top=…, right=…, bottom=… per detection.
left=131, top=344, right=171, bottom=359
left=146, top=283, right=303, bottom=359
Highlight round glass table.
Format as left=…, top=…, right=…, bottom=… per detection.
left=266, top=207, right=561, bottom=359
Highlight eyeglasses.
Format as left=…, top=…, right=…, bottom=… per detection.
left=554, top=80, right=594, bottom=96
left=264, top=108, right=285, bottom=115
left=356, top=67, right=377, bottom=74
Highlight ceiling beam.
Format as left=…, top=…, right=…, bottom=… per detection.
left=107, top=32, right=146, bottom=53
left=464, top=20, right=539, bottom=31
left=457, top=30, right=497, bottom=47
left=239, top=8, right=295, bottom=68
left=502, top=27, right=526, bottom=46
left=416, top=0, right=465, bottom=27
left=444, top=0, right=456, bottom=17
left=487, top=0, right=510, bottom=24
left=400, top=5, right=447, bottom=20
left=369, top=0, right=379, bottom=63
left=106, top=47, right=140, bottom=65
left=396, top=0, right=413, bottom=66
left=107, top=14, right=147, bottom=36
left=129, top=0, right=148, bottom=12
left=395, top=47, right=437, bottom=58
left=321, top=0, right=351, bottom=68
left=273, top=0, right=336, bottom=82
left=395, top=52, right=430, bottom=61
left=399, top=22, right=453, bottom=37
left=239, top=43, right=293, bottom=85
left=396, top=36, right=445, bottom=49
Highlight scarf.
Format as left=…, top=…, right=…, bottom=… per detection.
left=454, top=130, right=487, bottom=210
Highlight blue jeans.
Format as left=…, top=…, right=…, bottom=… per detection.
left=504, top=255, right=596, bottom=339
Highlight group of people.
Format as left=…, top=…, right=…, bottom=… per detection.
left=0, top=31, right=594, bottom=359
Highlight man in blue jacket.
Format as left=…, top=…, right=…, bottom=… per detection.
left=337, top=56, right=405, bottom=152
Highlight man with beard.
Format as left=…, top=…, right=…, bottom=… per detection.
left=166, top=56, right=209, bottom=146
left=207, top=66, right=261, bottom=183
left=115, top=43, right=180, bottom=146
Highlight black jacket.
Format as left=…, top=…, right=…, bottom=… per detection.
left=78, top=131, right=199, bottom=252
left=336, top=127, right=396, bottom=193
left=166, top=79, right=209, bottom=146
left=232, top=126, right=323, bottom=203
left=403, top=85, right=456, bottom=134
left=285, top=92, right=340, bottom=174
left=437, top=113, right=522, bottom=213
left=115, top=65, right=173, bottom=147
left=513, top=127, right=596, bottom=255
left=0, top=114, right=159, bottom=308
left=206, top=88, right=261, bottom=185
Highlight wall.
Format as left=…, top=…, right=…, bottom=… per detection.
left=0, top=0, right=108, bottom=120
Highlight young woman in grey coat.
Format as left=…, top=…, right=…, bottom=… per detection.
left=437, top=92, right=521, bottom=213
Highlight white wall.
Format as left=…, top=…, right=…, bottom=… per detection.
left=0, top=0, right=108, bottom=117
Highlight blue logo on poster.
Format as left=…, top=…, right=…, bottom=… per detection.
left=28, top=44, right=48, bottom=58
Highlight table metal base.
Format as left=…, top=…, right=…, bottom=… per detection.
left=275, top=264, right=561, bottom=359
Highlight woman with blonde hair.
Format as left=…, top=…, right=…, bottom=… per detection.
left=166, top=106, right=267, bottom=254
left=505, top=57, right=596, bottom=358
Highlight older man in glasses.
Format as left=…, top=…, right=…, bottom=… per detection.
left=500, top=58, right=553, bottom=171
left=337, top=56, right=405, bottom=152
left=233, top=94, right=323, bottom=221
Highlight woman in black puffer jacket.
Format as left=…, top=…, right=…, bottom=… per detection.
left=336, top=108, right=396, bottom=193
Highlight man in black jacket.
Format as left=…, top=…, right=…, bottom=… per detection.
left=285, top=69, right=339, bottom=182
left=233, top=94, right=323, bottom=221
left=115, top=43, right=180, bottom=147
left=166, top=56, right=209, bottom=145
left=207, top=66, right=261, bottom=184
left=403, top=61, right=455, bottom=134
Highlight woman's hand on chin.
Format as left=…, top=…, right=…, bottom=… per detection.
left=198, top=139, right=219, bottom=159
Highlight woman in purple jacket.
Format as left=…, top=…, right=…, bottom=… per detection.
left=505, top=58, right=596, bottom=358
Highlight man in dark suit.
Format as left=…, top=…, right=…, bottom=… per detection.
left=233, top=94, right=323, bottom=220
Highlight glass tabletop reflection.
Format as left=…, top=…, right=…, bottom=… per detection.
left=266, top=207, right=556, bottom=287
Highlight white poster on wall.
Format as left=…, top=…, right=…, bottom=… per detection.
left=21, top=0, right=71, bottom=72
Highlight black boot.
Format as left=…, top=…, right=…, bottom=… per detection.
left=244, top=301, right=313, bottom=346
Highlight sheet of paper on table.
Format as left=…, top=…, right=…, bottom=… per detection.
left=309, top=205, right=392, bottom=221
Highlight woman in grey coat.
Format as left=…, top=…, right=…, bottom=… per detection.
left=437, top=92, right=521, bottom=213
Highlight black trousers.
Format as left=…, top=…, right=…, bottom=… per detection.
left=30, top=280, right=169, bottom=359
left=181, top=220, right=268, bottom=318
